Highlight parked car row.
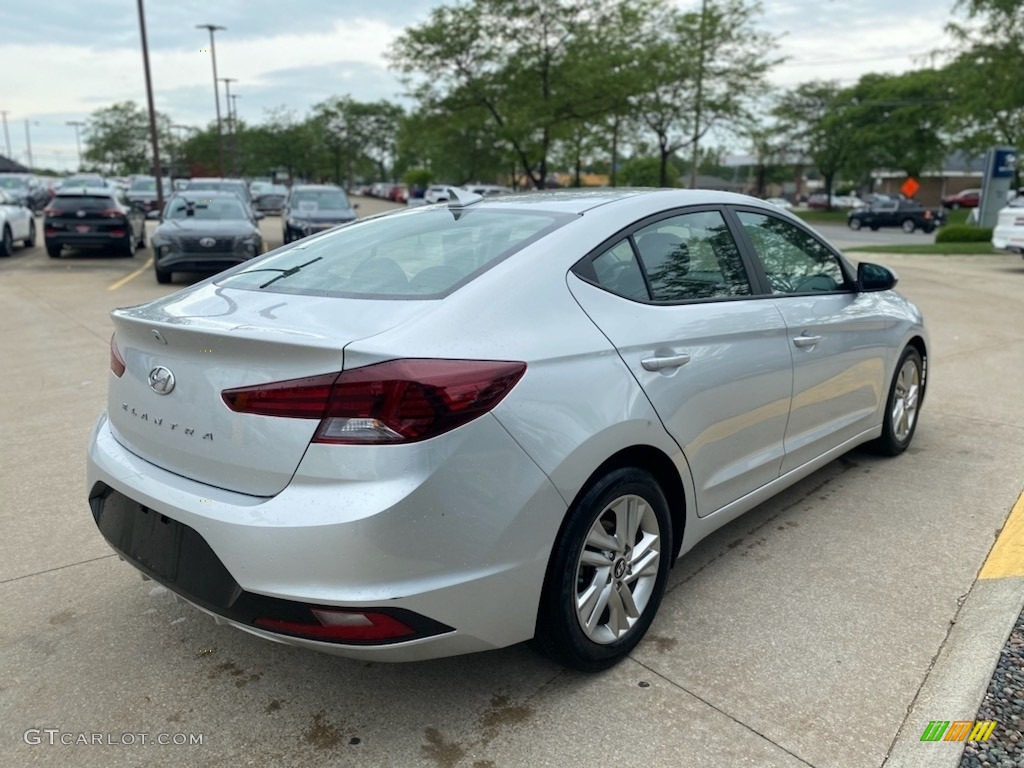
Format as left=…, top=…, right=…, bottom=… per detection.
left=847, top=200, right=946, bottom=233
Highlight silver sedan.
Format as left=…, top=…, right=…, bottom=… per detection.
left=86, top=189, right=927, bottom=671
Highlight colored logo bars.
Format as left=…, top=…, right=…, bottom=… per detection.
left=920, top=720, right=998, bottom=742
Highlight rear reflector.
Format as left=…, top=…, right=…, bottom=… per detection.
left=254, top=609, right=416, bottom=642
left=110, top=334, right=125, bottom=378
left=222, top=359, right=526, bottom=443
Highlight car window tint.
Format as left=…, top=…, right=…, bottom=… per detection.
left=216, top=208, right=573, bottom=298
left=591, top=240, right=648, bottom=300
left=633, top=210, right=751, bottom=302
left=50, top=195, right=114, bottom=212
left=736, top=211, right=847, bottom=295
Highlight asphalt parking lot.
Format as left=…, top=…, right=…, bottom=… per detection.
left=1, top=199, right=1022, bottom=768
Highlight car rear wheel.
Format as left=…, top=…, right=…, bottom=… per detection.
left=119, top=232, right=137, bottom=258
left=848, top=218, right=862, bottom=231
left=46, top=241, right=61, bottom=258
left=901, top=219, right=916, bottom=233
left=0, top=226, right=11, bottom=257
left=534, top=467, right=672, bottom=671
left=24, top=220, right=36, bottom=248
left=869, top=345, right=923, bottom=456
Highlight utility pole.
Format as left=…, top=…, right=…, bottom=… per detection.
left=170, top=124, right=191, bottom=179
left=197, top=23, right=226, bottom=177
left=0, top=111, right=10, bottom=159
left=66, top=120, right=86, bottom=170
left=230, top=94, right=241, bottom=176
left=137, top=0, right=164, bottom=213
left=24, top=120, right=36, bottom=170
left=218, top=77, right=236, bottom=175
left=690, top=0, right=709, bottom=190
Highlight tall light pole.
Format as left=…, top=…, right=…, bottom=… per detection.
left=218, top=77, right=237, bottom=175
left=24, top=120, right=38, bottom=170
left=690, top=0, right=709, bottom=190
left=0, top=111, right=10, bottom=159
left=197, top=23, right=226, bottom=177
left=137, top=0, right=165, bottom=213
left=66, top=120, right=86, bottom=170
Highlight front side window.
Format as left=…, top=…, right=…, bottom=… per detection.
left=216, top=207, right=573, bottom=298
left=736, top=211, right=848, bottom=295
left=633, top=210, right=752, bottom=302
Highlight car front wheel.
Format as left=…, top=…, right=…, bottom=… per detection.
left=154, top=263, right=172, bottom=284
left=869, top=345, right=923, bottom=456
left=534, top=467, right=672, bottom=672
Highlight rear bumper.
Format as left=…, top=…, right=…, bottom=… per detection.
left=85, top=411, right=566, bottom=660
left=46, top=232, right=128, bottom=248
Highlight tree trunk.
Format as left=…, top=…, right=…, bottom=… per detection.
left=610, top=116, right=619, bottom=188
left=824, top=172, right=834, bottom=212
left=659, top=137, right=670, bottom=187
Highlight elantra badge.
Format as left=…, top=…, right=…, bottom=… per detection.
left=148, top=366, right=175, bottom=395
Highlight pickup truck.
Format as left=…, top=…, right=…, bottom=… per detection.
left=847, top=200, right=945, bottom=233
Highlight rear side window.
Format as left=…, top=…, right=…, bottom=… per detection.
left=633, top=211, right=752, bottom=301
left=216, top=207, right=573, bottom=298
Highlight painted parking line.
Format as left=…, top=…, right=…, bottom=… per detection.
left=107, top=257, right=154, bottom=292
left=979, top=490, right=1024, bottom=580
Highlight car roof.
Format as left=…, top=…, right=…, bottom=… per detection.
left=187, top=178, right=245, bottom=184
left=433, top=188, right=767, bottom=215
left=170, top=190, right=242, bottom=199
left=291, top=184, right=344, bottom=191
left=55, top=186, right=116, bottom=197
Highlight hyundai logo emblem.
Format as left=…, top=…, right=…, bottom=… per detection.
left=199, top=237, right=216, bottom=248
left=148, top=366, right=175, bottom=395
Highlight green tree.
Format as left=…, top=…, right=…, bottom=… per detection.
left=632, top=0, right=779, bottom=186
left=83, top=101, right=170, bottom=175
left=391, top=0, right=645, bottom=188
left=774, top=81, right=858, bottom=210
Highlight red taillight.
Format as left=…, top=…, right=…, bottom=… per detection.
left=110, top=334, right=125, bottom=377
left=221, top=359, right=527, bottom=443
left=254, top=609, right=416, bottom=642
left=109, top=228, right=126, bottom=237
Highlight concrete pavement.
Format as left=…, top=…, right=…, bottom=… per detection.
left=1, top=207, right=1022, bottom=767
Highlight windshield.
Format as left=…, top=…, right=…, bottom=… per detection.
left=217, top=207, right=572, bottom=298
left=290, top=190, right=349, bottom=211
left=130, top=178, right=170, bottom=192
left=166, top=197, right=248, bottom=220
left=0, top=177, right=28, bottom=190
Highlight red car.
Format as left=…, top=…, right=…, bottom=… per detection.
left=941, top=188, right=980, bottom=209
left=387, top=184, right=408, bottom=203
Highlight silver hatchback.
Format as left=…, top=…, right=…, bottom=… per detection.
left=87, top=189, right=926, bottom=670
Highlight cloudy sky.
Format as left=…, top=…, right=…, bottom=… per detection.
left=0, top=0, right=961, bottom=171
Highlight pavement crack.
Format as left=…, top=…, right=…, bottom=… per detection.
left=627, top=657, right=817, bottom=767
left=0, top=554, right=118, bottom=586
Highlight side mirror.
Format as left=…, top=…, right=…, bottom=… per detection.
left=254, top=211, right=265, bottom=220
left=352, top=203, right=360, bottom=210
left=146, top=210, right=161, bottom=220
left=857, top=262, right=897, bottom=292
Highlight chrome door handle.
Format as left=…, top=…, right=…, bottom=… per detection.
left=641, top=354, right=691, bottom=371
left=793, top=334, right=822, bottom=349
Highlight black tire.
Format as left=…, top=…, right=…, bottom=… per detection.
left=901, top=219, right=916, bottom=233
left=119, top=231, right=137, bottom=258
left=137, top=227, right=146, bottom=250
left=24, top=220, right=36, bottom=248
left=869, top=224, right=879, bottom=231
left=46, top=241, right=61, bottom=258
left=848, top=218, right=863, bottom=231
left=534, top=467, right=672, bottom=672
left=0, top=226, right=11, bottom=257
left=154, top=263, right=172, bottom=284
left=922, top=224, right=935, bottom=234
left=282, top=229, right=290, bottom=244
left=950, top=202, right=960, bottom=210
left=868, top=345, right=924, bottom=456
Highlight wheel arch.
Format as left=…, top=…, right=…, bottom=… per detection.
left=564, top=444, right=688, bottom=562
left=905, top=334, right=928, bottom=405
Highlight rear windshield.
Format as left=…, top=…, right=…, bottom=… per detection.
left=50, top=195, right=115, bottom=211
left=216, top=207, right=573, bottom=298
left=65, top=176, right=105, bottom=187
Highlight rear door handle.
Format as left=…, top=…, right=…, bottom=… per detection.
left=793, top=334, right=822, bottom=349
left=641, top=354, right=691, bottom=371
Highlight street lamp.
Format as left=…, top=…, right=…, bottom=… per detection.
left=66, top=120, right=86, bottom=170
left=197, top=23, right=227, bottom=177
left=0, top=111, right=10, bottom=159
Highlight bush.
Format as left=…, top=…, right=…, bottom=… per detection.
left=935, top=225, right=994, bottom=243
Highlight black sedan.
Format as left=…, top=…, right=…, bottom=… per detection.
left=282, top=184, right=357, bottom=243
left=43, top=187, right=145, bottom=258
left=151, top=191, right=264, bottom=284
